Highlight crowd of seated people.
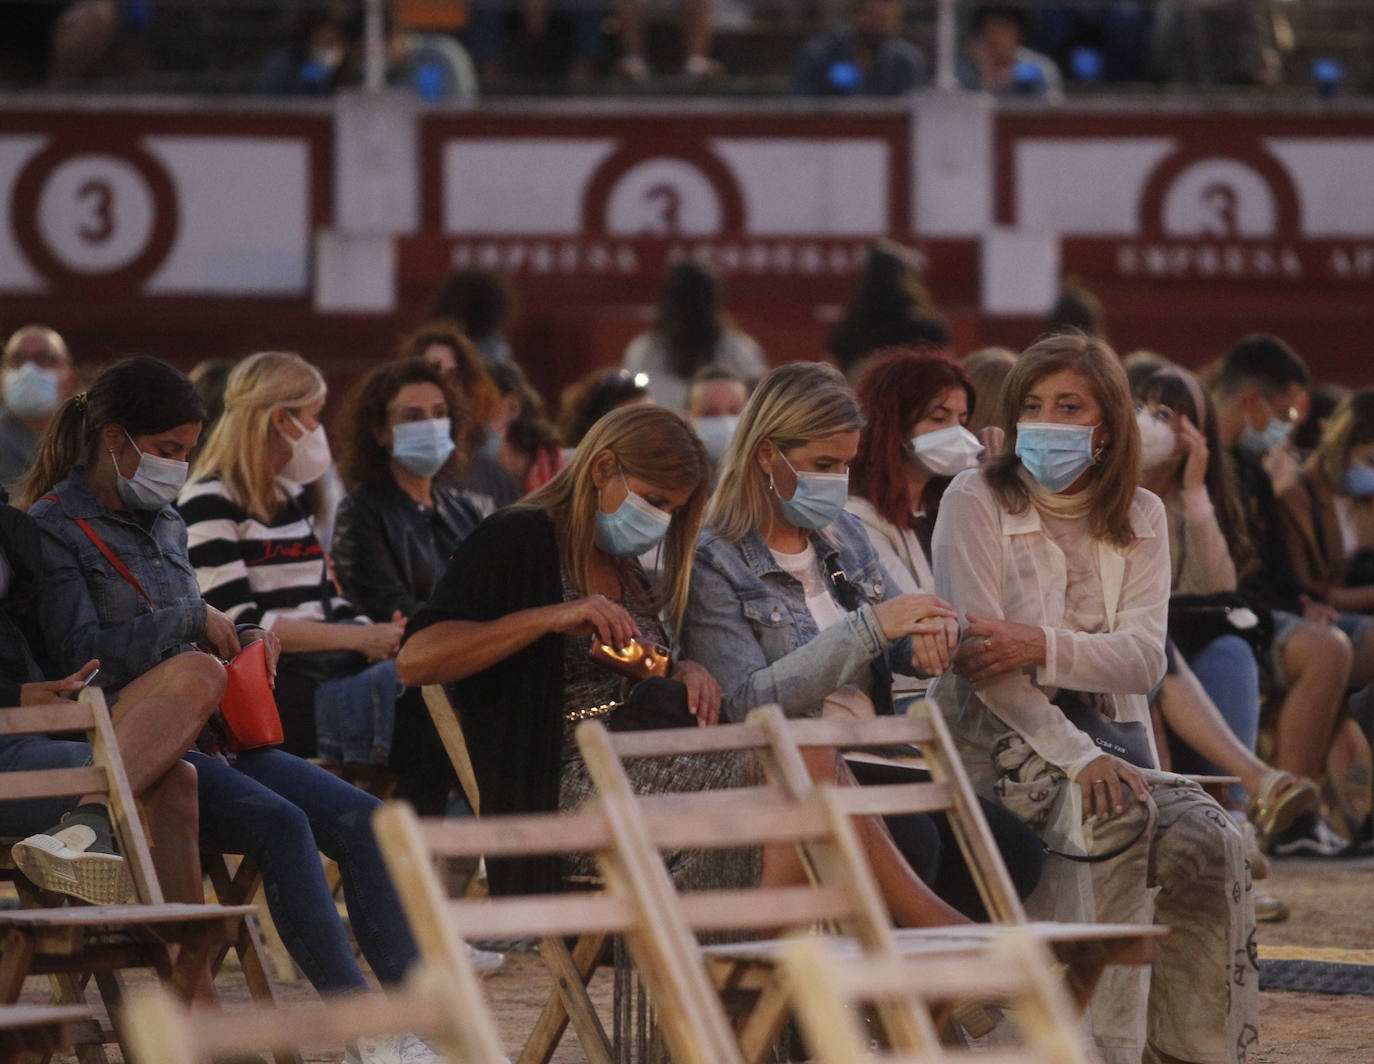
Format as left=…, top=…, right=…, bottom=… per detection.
left=0, top=0, right=1318, bottom=97
left=9, top=273, right=1374, bottom=1064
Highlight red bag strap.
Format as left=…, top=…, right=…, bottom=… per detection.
left=41, top=494, right=157, bottom=612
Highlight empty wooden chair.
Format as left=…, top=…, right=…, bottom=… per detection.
left=782, top=929, right=1093, bottom=1064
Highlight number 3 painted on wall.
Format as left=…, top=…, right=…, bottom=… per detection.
left=77, top=178, right=115, bottom=243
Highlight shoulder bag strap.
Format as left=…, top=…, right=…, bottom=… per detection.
left=40, top=494, right=157, bottom=612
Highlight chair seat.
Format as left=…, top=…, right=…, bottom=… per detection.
left=0, top=1002, right=93, bottom=1054
left=0, top=903, right=258, bottom=930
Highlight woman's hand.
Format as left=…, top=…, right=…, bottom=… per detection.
left=204, top=605, right=243, bottom=661
left=978, top=425, right=1006, bottom=460
left=1177, top=414, right=1209, bottom=492
left=672, top=659, right=722, bottom=727
left=20, top=659, right=99, bottom=704
left=353, top=612, right=406, bottom=662
left=952, top=613, right=1047, bottom=684
left=872, top=593, right=958, bottom=643
left=548, top=594, right=640, bottom=652
left=239, top=627, right=282, bottom=685
left=909, top=616, right=960, bottom=676
left=1076, top=753, right=1150, bottom=819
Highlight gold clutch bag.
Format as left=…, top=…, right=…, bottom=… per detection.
left=589, top=636, right=671, bottom=681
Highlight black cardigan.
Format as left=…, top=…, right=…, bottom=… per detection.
left=0, top=499, right=50, bottom=705
left=405, top=506, right=565, bottom=895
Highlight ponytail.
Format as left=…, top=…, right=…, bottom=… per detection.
left=16, top=394, right=91, bottom=510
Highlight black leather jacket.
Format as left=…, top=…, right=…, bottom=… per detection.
left=0, top=497, right=48, bottom=705
left=331, top=477, right=485, bottom=621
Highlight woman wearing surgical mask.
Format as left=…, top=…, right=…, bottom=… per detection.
left=22, top=356, right=451, bottom=1063
left=177, top=351, right=405, bottom=760
left=932, top=333, right=1255, bottom=1063
left=846, top=351, right=982, bottom=665
left=399, top=405, right=744, bottom=895
left=680, top=363, right=1037, bottom=926
left=331, top=360, right=484, bottom=623
left=685, top=364, right=749, bottom=474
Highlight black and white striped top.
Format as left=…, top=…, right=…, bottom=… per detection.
left=178, top=476, right=354, bottom=629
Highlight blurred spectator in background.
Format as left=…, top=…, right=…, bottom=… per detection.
left=622, top=260, right=765, bottom=412
left=828, top=241, right=950, bottom=378
left=0, top=326, right=75, bottom=494
left=1293, top=382, right=1351, bottom=458
left=465, top=0, right=605, bottom=89
left=793, top=0, right=927, bottom=97
left=957, top=3, right=1063, bottom=99
left=1151, top=0, right=1283, bottom=86
left=1122, top=349, right=1172, bottom=395
left=558, top=367, right=650, bottom=450
left=188, top=358, right=237, bottom=443
left=486, top=360, right=564, bottom=494
left=685, top=365, right=749, bottom=467
left=614, top=0, right=720, bottom=82
left=431, top=267, right=515, bottom=363
left=961, top=345, right=1015, bottom=453
left=398, top=320, right=514, bottom=514
left=0, top=0, right=117, bottom=84
left=1044, top=278, right=1106, bottom=339
left=259, top=1, right=365, bottom=95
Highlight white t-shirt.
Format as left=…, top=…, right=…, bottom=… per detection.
left=770, top=543, right=846, bottom=632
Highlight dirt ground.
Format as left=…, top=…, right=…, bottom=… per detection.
left=24, top=852, right=1374, bottom=1063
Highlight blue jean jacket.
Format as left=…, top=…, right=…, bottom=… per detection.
left=29, top=471, right=208, bottom=693
left=681, top=510, right=914, bottom=723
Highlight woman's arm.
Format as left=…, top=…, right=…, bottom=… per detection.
left=1174, top=486, right=1238, bottom=595
left=35, top=523, right=207, bottom=688
left=932, top=476, right=1103, bottom=778
left=679, top=551, right=890, bottom=722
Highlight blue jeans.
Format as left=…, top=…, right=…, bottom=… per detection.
left=0, top=736, right=89, bottom=835
left=1187, top=634, right=1261, bottom=806
left=188, top=748, right=419, bottom=994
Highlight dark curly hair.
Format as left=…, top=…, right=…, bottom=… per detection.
left=850, top=349, right=974, bottom=531
left=336, top=359, right=467, bottom=490
left=395, top=320, right=499, bottom=457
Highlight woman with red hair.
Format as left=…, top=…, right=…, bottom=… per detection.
left=847, top=352, right=984, bottom=691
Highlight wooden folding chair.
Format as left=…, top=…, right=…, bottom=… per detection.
left=121, top=960, right=504, bottom=1064
left=0, top=1003, right=93, bottom=1061
left=782, top=929, right=1093, bottom=1064
left=575, top=702, right=1164, bottom=1062
left=0, top=688, right=264, bottom=1063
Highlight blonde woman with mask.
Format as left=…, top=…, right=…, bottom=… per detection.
left=178, top=351, right=405, bottom=762
left=680, top=362, right=1042, bottom=926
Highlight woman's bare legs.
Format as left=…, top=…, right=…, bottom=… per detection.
left=1156, top=660, right=1272, bottom=806
left=140, top=759, right=202, bottom=902
left=757, top=746, right=969, bottom=928
left=1276, top=622, right=1349, bottom=781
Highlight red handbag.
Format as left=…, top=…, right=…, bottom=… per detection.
left=219, top=640, right=284, bottom=751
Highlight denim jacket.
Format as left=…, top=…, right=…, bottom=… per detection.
left=681, top=509, right=913, bottom=723
left=30, top=470, right=208, bottom=693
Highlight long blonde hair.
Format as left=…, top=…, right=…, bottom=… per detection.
left=983, top=332, right=1141, bottom=548
left=191, top=351, right=326, bottom=521
left=707, top=362, right=863, bottom=542
left=522, top=404, right=709, bottom=632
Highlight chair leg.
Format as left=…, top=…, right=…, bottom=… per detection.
left=520, top=933, right=613, bottom=1064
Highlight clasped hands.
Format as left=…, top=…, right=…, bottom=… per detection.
left=870, top=599, right=1046, bottom=681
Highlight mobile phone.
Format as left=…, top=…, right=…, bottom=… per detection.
left=80, top=668, right=100, bottom=687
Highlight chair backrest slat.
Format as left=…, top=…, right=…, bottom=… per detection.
left=0, top=767, right=111, bottom=802
left=0, top=703, right=102, bottom=736
left=445, top=894, right=635, bottom=940
left=826, top=781, right=954, bottom=819
left=676, top=885, right=853, bottom=932
left=415, top=809, right=612, bottom=857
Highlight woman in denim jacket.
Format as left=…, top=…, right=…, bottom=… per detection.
left=681, top=362, right=1041, bottom=923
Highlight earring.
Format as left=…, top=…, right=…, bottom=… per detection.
left=1091, top=443, right=1106, bottom=463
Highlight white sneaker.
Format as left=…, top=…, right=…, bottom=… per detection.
left=467, top=943, right=505, bottom=974
left=345, top=1033, right=508, bottom=1064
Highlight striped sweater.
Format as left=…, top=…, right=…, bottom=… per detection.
left=178, top=476, right=355, bottom=629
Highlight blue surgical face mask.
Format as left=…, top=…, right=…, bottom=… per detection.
left=1237, top=416, right=1292, bottom=459
left=3, top=362, right=61, bottom=419
left=1015, top=421, right=1098, bottom=494
left=112, top=429, right=188, bottom=511
left=1344, top=462, right=1374, bottom=500
left=774, top=451, right=850, bottom=530
left=595, top=469, right=672, bottom=557
left=693, top=415, right=740, bottom=464
left=391, top=417, right=456, bottom=478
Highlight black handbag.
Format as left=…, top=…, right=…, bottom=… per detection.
left=1167, top=592, right=1273, bottom=661
left=608, top=676, right=698, bottom=732
left=1054, top=690, right=1155, bottom=770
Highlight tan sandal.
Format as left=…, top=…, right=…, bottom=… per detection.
left=1249, top=769, right=1320, bottom=843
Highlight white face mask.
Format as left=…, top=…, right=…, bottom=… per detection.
left=3, top=362, right=61, bottom=419
left=112, top=429, right=188, bottom=511
left=910, top=425, right=984, bottom=476
left=278, top=414, right=332, bottom=485
left=1136, top=409, right=1178, bottom=471
left=693, top=414, right=740, bottom=463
